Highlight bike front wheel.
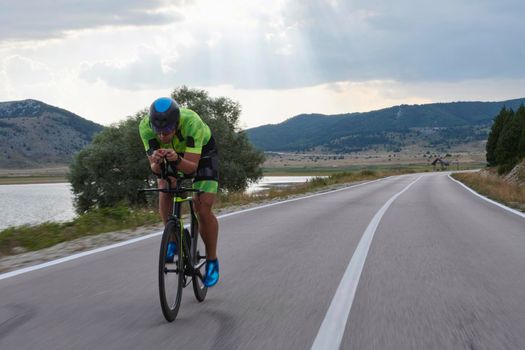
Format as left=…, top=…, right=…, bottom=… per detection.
left=191, top=220, right=208, bottom=302
left=158, top=220, right=184, bottom=322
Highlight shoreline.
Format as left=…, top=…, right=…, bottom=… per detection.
left=0, top=176, right=68, bottom=185
left=0, top=166, right=69, bottom=185
left=5, top=168, right=517, bottom=276
left=0, top=161, right=485, bottom=185
left=0, top=179, right=367, bottom=274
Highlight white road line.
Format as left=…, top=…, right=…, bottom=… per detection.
left=311, top=175, right=423, bottom=350
left=217, top=177, right=389, bottom=219
left=448, top=174, right=525, bottom=219
left=0, top=176, right=396, bottom=281
left=0, top=232, right=162, bottom=281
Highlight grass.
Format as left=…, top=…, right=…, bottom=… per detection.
left=451, top=171, right=525, bottom=212
left=263, top=162, right=484, bottom=176
left=215, top=168, right=421, bottom=208
left=0, top=205, right=159, bottom=256
left=0, top=166, right=443, bottom=257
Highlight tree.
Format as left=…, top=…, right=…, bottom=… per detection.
left=495, top=107, right=525, bottom=173
left=69, top=112, right=153, bottom=213
left=171, top=86, right=265, bottom=192
left=517, top=105, right=525, bottom=159
left=69, top=87, right=265, bottom=213
left=486, top=107, right=512, bottom=166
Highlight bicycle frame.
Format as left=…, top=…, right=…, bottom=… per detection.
left=138, top=158, right=208, bottom=321
left=139, top=159, right=205, bottom=278
left=170, top=186, right=202, bottom=280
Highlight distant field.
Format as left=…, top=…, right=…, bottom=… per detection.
left=263, top=161, right=485, bottom=176
left=0, top=166, right=68, bottom=176
left=0, top=166, right=68, bottom=185
left=1, top=153, right=487, bottom=182
left=262, top=164, right=428, bottom=176
left=263, top=150, right=485, bottom=171
left=0, top=176, right=68, bottom=185
left=262, top=149, right=485, bottom=175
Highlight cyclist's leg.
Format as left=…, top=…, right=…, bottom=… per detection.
left=193, top=187, right=219, bottom=287
left=192, top=149, right=220, bottom=286
left=193, top=189, right=218, bottom=260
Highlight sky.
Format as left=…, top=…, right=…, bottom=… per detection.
left=0, top=0, right=524, bottom=129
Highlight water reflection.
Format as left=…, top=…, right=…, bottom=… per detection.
left=0, top=183, right=76, bottom=230
left=246, top=176, right=323, bottom=194
left=0, top=176, right=322, bottom=230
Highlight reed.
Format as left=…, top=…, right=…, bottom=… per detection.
left=452, top=172, right=525, bottom=212
left=0, top=206, right=158, bottom=256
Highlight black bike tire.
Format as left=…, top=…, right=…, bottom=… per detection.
left=191, top=218, right=208, bottom=302
left=158, top=220, right=184, bottom=322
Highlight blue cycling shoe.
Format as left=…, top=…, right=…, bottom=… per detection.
left=203, top=259, right=219, bottom=287
left=165, top=241, right=177, bottom=263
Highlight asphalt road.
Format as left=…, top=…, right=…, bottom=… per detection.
left=0, top=173, right=524, bottom=350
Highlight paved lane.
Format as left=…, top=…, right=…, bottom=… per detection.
left=0, top=173, right=523, bottom=350
left=343, top=174, right=525, bottom=350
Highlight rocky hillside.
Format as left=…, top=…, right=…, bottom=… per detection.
left=0, top=99, right=104, bottom=168
left=504, top=160, right=525, bottom=185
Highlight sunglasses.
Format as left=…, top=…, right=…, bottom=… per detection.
left=151, top=123, right=177, bottom=135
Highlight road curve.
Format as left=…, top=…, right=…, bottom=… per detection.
left=0, top=173, right=524, bottom=350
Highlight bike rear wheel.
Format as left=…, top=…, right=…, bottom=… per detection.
left=191, top=219, right=208, bottom=302
left=158, top=220, right=184, bottom=322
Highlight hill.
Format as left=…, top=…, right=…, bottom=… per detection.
left=246, top=98, right=525, bottom=153
left=0, top=99, right=104, bottom=168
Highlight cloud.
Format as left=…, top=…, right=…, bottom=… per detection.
left=78, top=45, right=178, bottom=90
left=76, top=15, right=299, bottom=90
left=74, top=0, right=525, bottom=91
left=15, top=0, right=523, bottom=93
left=0, top=0, right=183, bottom=42
left=1, top=55, right=55, bottom=95
left=278, top=0, right=525, bottom=83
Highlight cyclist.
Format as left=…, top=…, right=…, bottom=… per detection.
left=139, top=97, right=220, bottom=287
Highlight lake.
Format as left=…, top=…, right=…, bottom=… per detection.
left=0, top=176, right=322, bottom=230
left=246, top=176, right=321, bottom=193
left=0, top=183, right=76, bottom=231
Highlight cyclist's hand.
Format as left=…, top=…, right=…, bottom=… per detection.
left=151, top=149, right=166, bottom=164
left=163, top=149, right=179, bottom=162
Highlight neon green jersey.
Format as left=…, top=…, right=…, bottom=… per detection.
left=139, top=108, right=211, bottom=155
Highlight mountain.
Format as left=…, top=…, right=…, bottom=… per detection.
left=246, top=98, right=525, bottom=153
left=0, top=99, right=104, bottom=168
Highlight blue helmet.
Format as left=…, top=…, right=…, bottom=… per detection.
left=149, top=97, right=180, bottom=133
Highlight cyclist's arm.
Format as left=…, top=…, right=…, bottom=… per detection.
left=140, top=122, right=164, bottom=174
left=163, top=150, right=200, bottom=174
left=178, top=152, right=200, bottom=174
left=146, top=147, right=200, bottom=176
left=148, top=149, right=166, bottom=175
left=172, top=115, right=205, bottom=174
